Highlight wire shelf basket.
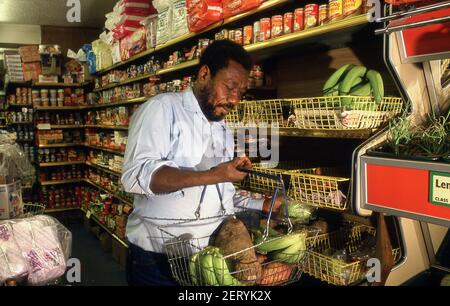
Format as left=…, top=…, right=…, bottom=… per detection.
left=303, top=225, right=401, bottom=286
left=288, top=168, right=350, bottom=210
left=225, top=100, right=288, bottom=128
left=291, top=96, right=403, bottom=130
left=150, top=169, right=319, bottom=286
left=16, top=203, right=46, bottom=218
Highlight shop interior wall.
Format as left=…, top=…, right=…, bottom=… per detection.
left=41, top=26, right=102, bottom=55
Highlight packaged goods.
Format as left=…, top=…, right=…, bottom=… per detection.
left=128, top=27, right=147, bottom=57
left=253, top=21, right=260, bottom=43
left=319, top=5, right=329, bottom=26
left=305, top=4, right=319, bottom=29
left=185, top=0, right=223, bottom=32
left=243, top=25, right=253, bottom=45
left=294, top=8, right=305, bottom=32
left=329, top=0, right=343, bottom=22
left=234, top=28, right=243, bottom=45
left=271, top=15, right=283, bottom=38
left=0, top=223, right=28, bottom=283
left=222, top=0, right=263, bottom=19
left=171, top=0, right=189, bottom=39
left=19, top=46, right=41, bottom=63
left=283, top=12, right=293, bottom=34
left=260, top=18, right=271, bottom=41
left=343, top=0, right=363, bottom=17
left=22, top=62, right=42, bottom=81
left=141, top=14, right=158, bottom=49
left=153, top=0, right=172, bottom=44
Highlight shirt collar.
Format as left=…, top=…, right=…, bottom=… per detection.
left=182, top=88, right=227, bottom=128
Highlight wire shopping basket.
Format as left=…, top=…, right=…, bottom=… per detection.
left=144, top=169, right=320, bottom=286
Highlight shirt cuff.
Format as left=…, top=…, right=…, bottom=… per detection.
left=137, top=160, right=179, bottom=197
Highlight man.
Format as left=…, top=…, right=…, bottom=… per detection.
left=121, top=40, right=280, bottom=286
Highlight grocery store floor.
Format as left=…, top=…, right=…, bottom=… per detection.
left=53, top=211, right=128, bottom=286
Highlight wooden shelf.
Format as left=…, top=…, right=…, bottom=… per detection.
left=94, top=0, right=291, bottom=75
left=39, top=161, right=85, bottom=167
left=85, top=161, right=122, bottom=176
left=9, top=121, right=33, bottom=125
left=32, top=82, right=91, bottom=87
left=49, top=125, right=84, bottom=129
left=93, top=73, right=155, bottom=92
left=41, top=179, right=85, bottom=186
left=45, top=207, right=81, bottom=213
left=84, top=125, right=129, bottom=130
left=38, top=143, right=84, bottom=148
left=84, top=179, right=133, bottom=206
left=8, top=104, right=33, bottom=107
left=84, top=96, right=151, bottom=109
left=35, top=106, right=89, bottom=111
left=84, top=144, right=125, bottom=156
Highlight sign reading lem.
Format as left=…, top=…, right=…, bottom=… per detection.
left=430, top=171, right=450, bottom=207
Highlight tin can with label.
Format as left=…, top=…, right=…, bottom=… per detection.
left=253, top=21, right=260, bottom=43
left=260, top=18, right=271, bottom=41
left=243, top=25, right=253, bottom=45
left=305, top=4, right=319, bottom=29
left=283, top=12, right=294, bottom=34
left=319, top=5, right=329, bottom=25
left=329, top=0, right=343, bottom=22
left=271, top=15, right=283, bottom=38
left=228, top=30, right=235, bottom=42
left=234, top=28, right=243, bottom=45
left=343, top=0, right=363, bottom=17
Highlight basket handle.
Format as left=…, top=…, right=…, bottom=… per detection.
left=237, top=167, right=293, bottom=237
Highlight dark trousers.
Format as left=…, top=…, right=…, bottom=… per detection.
left=126, top=243, right=178, bottom=286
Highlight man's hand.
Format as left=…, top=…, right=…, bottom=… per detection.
left=262, top=195, right=284, bottom=215
left=211, top=156, right=252, bottom=183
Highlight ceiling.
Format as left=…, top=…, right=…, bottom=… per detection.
left=0, top=0, right=117, bottom=28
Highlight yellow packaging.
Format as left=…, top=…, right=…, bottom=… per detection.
left=343, top=0, right=363, bottom=17
left=329, top=0, right=343, bottom=22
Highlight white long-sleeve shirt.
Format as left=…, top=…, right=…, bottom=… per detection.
left=121, top=88, right=263, bottom=253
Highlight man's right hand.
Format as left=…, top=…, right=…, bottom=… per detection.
left=211, top=156, right=252, bottom=183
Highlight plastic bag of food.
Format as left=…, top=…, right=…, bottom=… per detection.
left=140, top=14, right=158, bottom=49
left=186, top=0, right=223, bottom=33
left=153, top=0, right=172, bottom=45
left=222, top=0, right=263, bottom=19
left=0, top=222, right=28, bottom=284
left=171, top=0, right=189, bottom=39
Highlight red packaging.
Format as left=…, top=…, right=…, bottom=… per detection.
left=186, top=0, right=223, bottom=32
left=271, top=15, right=283, bottom=38
left=319, top=5, right=329, bottom=25
left=283, top=12, right=293, bottom=34
left=294, top=8, right=305, bottom=32
left=260, top=18, right=271, bottom=41
left=305, top=4, right=319, bottom=29
left=222, top=0, right=263, bottom=18
left=243, top=25, right=253, bottom=45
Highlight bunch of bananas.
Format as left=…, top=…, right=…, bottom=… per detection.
left=189, top=246, right=244, bottom=286
left=323, top=64, right=385, bottom=106
left=254, top=229, right=307, bottom=265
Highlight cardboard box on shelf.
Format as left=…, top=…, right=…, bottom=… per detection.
left=22, top=62, right=42, bottom=81
left=0, top=181, right=23, bottom=220
left=19, top=45, right=41, bottom=63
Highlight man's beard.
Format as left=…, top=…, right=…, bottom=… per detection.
left=196, top=84, right=234, bottom=122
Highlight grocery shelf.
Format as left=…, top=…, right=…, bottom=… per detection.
left=84, top=144, right=125, bottom=156
left=84, top=179, right=133, bottom=206
left=85, top=161, right=122, bottom=177
left=35, top=106, right=89, bottom=111
left=156, top=59, right=200, bottom=76
left=95, top=0, right=291, bottom=76
left=84, top=124, right=129, bottom=130
left=48, top=125, right=84, bottom=129
left=32, top=82, right=91, bottom=87
left=41, top=179, right=85, bottom=186
left=81, top=207, right=129, bottom=248
left=84, top=96, right=151, bottom=109
left=38, top=143, right=84, bottom=148
left=93, top=73, right=155, bottom=92
left=8, top=103, right=33, bottom=107
left=39, top=161, right=85, bottom=167
left=45, top=207, right=81, bottom=213
left=16, top=139, right=35, bottom=143
left=9, top=121, right=33, bottom=125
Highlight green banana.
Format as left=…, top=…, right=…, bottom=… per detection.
left=324, top=83, right=340, bottom=96
left=338, top=66, right=368, bottom=95
left=351, top=76, right=364, bottom=88
left=322, top=64, right=355, bottom=93
left=270, top=232, right=307, bottom=264
left=255, top=231, right=302, bottom=254
left=200, top=250, right=219, bottom=286
left=211, top=248, right=244, bottom=286
left=349, top=82, right=372, bottom=96
left=189, top=252, right=201, bottom=286
left=366, top=70, right=384, bottom=104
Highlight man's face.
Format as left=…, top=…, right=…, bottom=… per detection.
left=197, top=60, right=249, bottom=122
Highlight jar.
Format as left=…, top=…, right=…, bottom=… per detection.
left=58, top=89, right=64, bottom=99
left=42, top=98, right=50, bottom=107
left=41, top=89, right=49, bottom=99
left=57, top=98, right=64, bottom=107
left=50, top=90, right=57, bottom=99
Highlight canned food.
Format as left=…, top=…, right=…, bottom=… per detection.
left=283, top=12, right=294, bottom=34
left=271, top=15, right=283, bottom=38
left=343, top=0, right=363, bottom=17
left=305, top=4, right=319, bottom=29
left=58, top=89, right=64, bottom=99
left=260, top=18, right=271, bottom=41
left=234, top=28, right=243, bottom=45
left=228, top=30, right=235, bottom=42
left=253, top=21, right=261, bottom=43
left=319, top=5, right=329, bottom=26
left=329, top=0, right=343, bottom=22
left=244, top=25, right=253, bottom=45
left=41, top=89, right=49, bottom=99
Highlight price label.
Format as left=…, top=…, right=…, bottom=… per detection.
left=86, top=210, right=92, bottom=219
left=37, top=123, right=51, bottom=130
left=430, top=171, right=450, bottom=207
